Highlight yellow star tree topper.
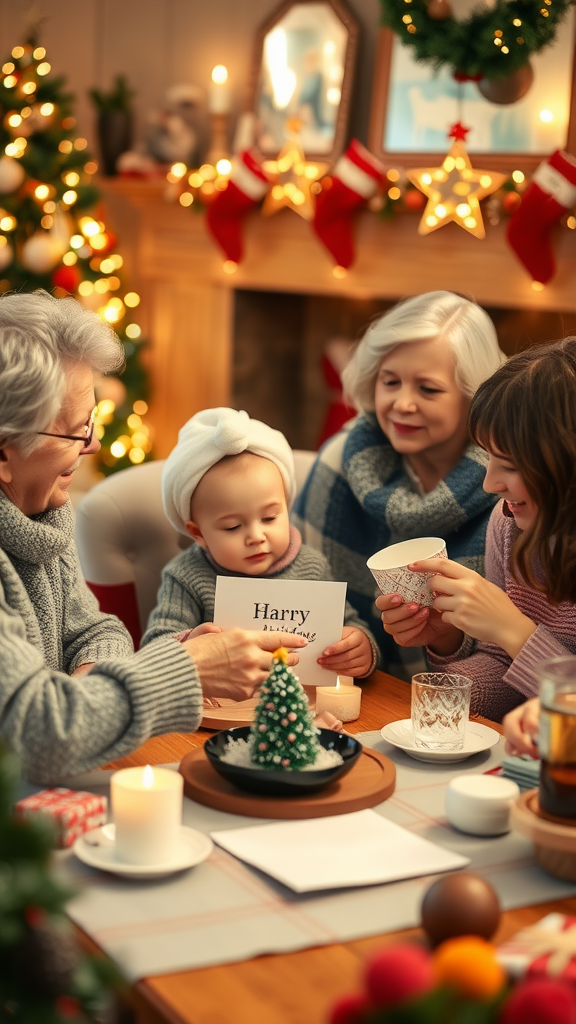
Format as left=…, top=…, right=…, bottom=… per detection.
left=406, top=123, right=507, bottom=238
left=262, top=119, right=329, bottom=221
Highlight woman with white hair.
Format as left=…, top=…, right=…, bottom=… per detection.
left=0, top=291, right=304, bottom=782
left=292, top=290, right=506, bottom=677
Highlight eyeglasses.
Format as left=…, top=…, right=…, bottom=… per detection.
left=37, top=408, right=97, bottom=449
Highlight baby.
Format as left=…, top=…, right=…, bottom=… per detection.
left=142, top=408, right=379, bottom=683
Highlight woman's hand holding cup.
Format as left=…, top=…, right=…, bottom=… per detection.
left=376, top=593, right=462, bottom=653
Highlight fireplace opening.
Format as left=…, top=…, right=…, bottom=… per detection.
left=233, top=289, right=576, bottom=452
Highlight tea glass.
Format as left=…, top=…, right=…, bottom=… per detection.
left=537, top=655, right=576, bottom=821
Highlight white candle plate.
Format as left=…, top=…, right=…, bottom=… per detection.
left=380, top=719, right=500, bottom=763
left=73, top=824, right=213, bottom=879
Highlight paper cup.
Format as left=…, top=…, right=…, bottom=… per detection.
left=367, top=537, right=447, bottom=606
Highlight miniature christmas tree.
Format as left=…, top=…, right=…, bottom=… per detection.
left=0, top=35, right=152, bottom=476
left=250, top=648, right=321, bottom=770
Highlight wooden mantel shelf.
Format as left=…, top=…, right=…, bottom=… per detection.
left=101, top=178, right=576, bottom=456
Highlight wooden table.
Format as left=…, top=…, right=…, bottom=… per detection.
left=101, top=671, right=576, bottom=1024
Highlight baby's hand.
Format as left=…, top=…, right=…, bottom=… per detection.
left=313, top=711, right=344, bottom=732
left=317, top=626, right=373, bottom=678
left=175, top=622, right=223, bottom=643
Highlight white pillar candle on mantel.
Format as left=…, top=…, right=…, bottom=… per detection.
left=210, top=65, right=230, bottom=113
left=315, top=677, right=362, bottom=722
left=111, top=765, right=183, bottom=865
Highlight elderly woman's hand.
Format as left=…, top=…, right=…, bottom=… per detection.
left=376, top=593, right=463, bottom=655
left=503, top=698, right=539, bottom=758
left=182, top=628, right=307, bottom=702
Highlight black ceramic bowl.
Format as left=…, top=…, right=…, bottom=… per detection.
left=204, top=727, right=362, bottom=797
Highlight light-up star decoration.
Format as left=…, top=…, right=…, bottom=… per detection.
left=261, top=129, right=329, bottom=221
left=406, top=123, right=508, bottom=238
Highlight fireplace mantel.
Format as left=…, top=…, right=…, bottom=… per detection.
left=101, top=179, right=576, bottom=457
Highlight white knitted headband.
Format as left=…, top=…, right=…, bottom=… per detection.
left=162, top=407, right=296, bottom=535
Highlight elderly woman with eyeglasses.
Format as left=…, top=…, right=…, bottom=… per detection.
left=0, top=291, right=304, bottom=783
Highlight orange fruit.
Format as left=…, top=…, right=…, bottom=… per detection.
left=432, top=936, right=506, bottom=1000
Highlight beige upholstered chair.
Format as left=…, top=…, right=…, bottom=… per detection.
left=75, top=450, right=316, bottom=646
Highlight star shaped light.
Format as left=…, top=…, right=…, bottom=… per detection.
left=406, top=126, right=507, bottom=239
left=261, top=135, right=329, bottom=221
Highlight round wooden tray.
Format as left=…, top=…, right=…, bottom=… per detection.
left=510, top=788, right=576, bottom=882
left=179, top=744, right=396, bottom=819
left=200, top=697, right=258, bottom=730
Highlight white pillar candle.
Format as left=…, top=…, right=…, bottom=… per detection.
left=210, top=65, right=230, bottom=113
left=314, top=678, right=362, bottom=722
left=111, top=765, right=183, bottom=865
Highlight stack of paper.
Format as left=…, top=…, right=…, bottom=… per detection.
left=210, top=809, right=470, bottom=893
left=501, top=755, right=540, bottom=790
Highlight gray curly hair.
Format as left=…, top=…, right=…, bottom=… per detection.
left=342, top=291, right=506, bottom=412
left=0, top=291, right=124, bottom=453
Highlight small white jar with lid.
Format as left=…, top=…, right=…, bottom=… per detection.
left=446, top=774, right=520, bottom=836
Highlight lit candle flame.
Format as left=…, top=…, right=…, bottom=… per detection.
left=142, top=764, right=154, bottom=788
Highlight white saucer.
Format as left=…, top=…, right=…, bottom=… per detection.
left=73, top=824, right=213, bottom=879
left=380, top=719, right=500, bottom=763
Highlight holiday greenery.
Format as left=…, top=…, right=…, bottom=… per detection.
left=379, top=0, right=572, bottom=80
left=0, top=746, right=118, bottom=1023
left=249, top=648, right=320, bottom=769
left=0, top=38, right=152, bottom=476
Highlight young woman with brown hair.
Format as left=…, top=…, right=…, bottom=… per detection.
left=377, top=337, right=576, bottom=721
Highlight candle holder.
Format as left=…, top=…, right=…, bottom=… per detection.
left=315, top=680, right=362, bottom=723
left=206, top=112, right=230, bottom=167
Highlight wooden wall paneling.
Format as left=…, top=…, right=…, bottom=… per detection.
left=146, top=277, right=233, bottom=458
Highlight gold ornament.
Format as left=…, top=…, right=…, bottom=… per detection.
left=261, top=138, right=328, bottom=221
left=406, top=139, right=507, bottom=238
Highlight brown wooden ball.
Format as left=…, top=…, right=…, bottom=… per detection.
left=420, top=872, right=501, bottom=946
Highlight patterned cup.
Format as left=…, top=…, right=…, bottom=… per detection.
left=411, top=672, right=472, bottom=751
left=367, top=537, right=447, bottom=606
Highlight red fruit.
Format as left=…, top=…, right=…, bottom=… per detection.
left=500, top=978, right=576, bottom=1024
left=52, top=264, right=80, bottom=293
left=365, top=944, right=435, bottom=1007
left=329, top=993, right=371, bottom=1024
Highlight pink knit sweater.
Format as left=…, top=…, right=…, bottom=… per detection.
left=428, top=501, right=576, bottom=722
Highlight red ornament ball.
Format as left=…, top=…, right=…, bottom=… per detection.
left=421, top=871, right=501, bottom=945
left=404, top=189, right=426, bottom=212
left=500, top=978, right=576, bottom=1024
left=52, top=264, right=80, bottom=293
left=329, top=993, right=371, bottom=1024
left=503, top=191, right=522, bottom=213
left=364, top=944, right=434, bottom=1008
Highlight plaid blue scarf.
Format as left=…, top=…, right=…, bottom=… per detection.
left=292, top=413, right=497, bottom=674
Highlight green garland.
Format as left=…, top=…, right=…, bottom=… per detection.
left=379, top=0, right=572, bottom=80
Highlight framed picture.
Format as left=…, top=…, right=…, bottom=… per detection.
left=246, top=0, right=360, bottom=162
left=368, top=10, right=576, bottom=172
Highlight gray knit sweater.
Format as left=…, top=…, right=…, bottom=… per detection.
left=142, top=540, right=381, bottom=674
left=0, top=490, right=202, bottom=782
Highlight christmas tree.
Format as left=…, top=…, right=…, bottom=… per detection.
left=250, top=648, right=321, bottom=769
left=0, top=36, right=152, bottom=476
left=0, top=746, right=118, bottom=1023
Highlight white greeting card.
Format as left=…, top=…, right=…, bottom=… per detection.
left=213, top=577, right=347, bottom=687
left=210, top=810, right=470, bottom=893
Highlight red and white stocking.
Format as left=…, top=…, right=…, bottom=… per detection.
left=313, top=140, right=385, bottom=269
left=507, top=149, right=576, bottom=284
left=206, top=150, right=270, bottom=264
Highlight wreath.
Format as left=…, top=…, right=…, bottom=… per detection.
left=379, top=0, right=572, bottom=80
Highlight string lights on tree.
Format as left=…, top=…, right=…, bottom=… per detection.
left=0, top=36, right=153, bottom=475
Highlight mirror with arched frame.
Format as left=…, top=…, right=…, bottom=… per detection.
left=247, top=0, right=359, bottom=163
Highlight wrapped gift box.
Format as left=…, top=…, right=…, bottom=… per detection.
left=15, top=788, right=107, bottom=848
left=498, top=913, right=576, bottom=992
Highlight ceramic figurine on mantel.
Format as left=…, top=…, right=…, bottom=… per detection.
left=146, top=83, right=202, bottom=166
